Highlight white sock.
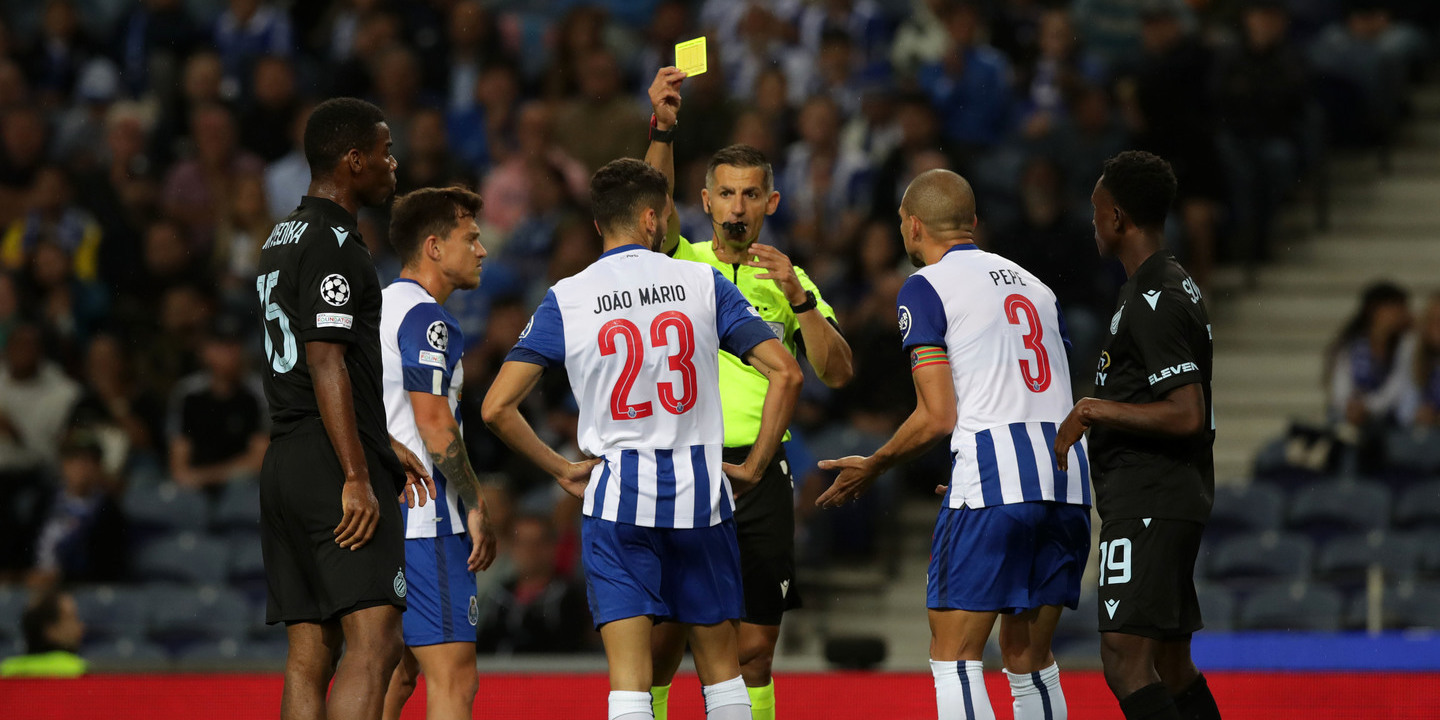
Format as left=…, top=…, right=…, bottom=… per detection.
left=609, top=690, right=654, bottom=720
left=1005, top=663, right=1067, bottom=720
left=931, top=659, right=996, bottom=720
left=701, top=675, right=751, bottom=720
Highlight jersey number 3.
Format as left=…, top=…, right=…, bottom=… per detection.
left=1004, top=294, right=1051, bottom=393
left=599, top=311, right=697, bottom=421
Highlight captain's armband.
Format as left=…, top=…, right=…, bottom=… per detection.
left=909, top=345, right=949, bottom=372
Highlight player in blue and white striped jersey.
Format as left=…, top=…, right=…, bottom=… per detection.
left=817, top=170, right=1091, bottom=720
left=377, top=187, right=497, bottom=720
left=482, top=159, right=802, bottom=720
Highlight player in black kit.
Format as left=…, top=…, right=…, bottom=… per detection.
left=1054, top=151, right=1222, bottom=720
left=257, top=97, right=435, bottom=720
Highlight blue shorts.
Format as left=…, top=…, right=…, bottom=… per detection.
left=581, top=516, right=743, bottom=629
left=401, top=534, right=478, bottom=647
left=927, top=502, right=1090, bottom=613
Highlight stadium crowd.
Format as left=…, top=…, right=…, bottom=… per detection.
left=0, top=0, right=1438, bottom=661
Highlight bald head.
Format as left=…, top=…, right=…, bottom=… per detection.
left=900, top=169, right=976, bottom=234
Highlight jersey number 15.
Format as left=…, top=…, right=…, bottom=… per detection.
left=600, top=311, right=697, bottom=421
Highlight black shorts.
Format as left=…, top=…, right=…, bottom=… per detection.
left=727, top=445, right=801, bottom=626
left=261, top=418, right=406, bottom=625
left=1096, top=517, right=1204, bottom=639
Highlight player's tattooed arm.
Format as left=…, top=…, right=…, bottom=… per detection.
left=411, top=392, right=497, bottom=571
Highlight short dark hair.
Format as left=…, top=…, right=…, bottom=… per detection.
left=304, top=97, right=386, bottom=176
left=389, top=186, right=484, bottom=266
left=21, top=590, right=65, bottom=655
left=1101, top=150, right=1177, bottom=229
left=705, top=145, right=773, bottom=193
left=590, top=158, right=669, bottom=235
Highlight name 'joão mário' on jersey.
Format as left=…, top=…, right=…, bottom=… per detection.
left=897, top=243, right=1091, bottom=509
left=505, top=244, right=775, bottom=529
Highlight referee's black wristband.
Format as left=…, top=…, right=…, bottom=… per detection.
left=649, top=114, right=676, bottom=144
left=790, top=290, right=817, bottom=314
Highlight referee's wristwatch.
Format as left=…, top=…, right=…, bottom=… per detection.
left=649, top=114, right=676, bottom=144
left=789, top=290, right=817, bottom=314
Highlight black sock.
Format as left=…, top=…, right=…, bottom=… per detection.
left=1174, top=673, right=1221, bottom=720
left=1120, top=682, right=1182, bottom=720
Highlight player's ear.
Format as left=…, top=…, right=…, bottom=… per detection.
left=346, top=148, right=364, bottom=174
left=700, top=188, right=710, bottom=215
left=765, top=190, right=780, bottom=216
left=425, top=234, right=443, bottom=261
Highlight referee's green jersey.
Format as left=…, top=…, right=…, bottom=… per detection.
left=672, top=236, right=837, bottom=447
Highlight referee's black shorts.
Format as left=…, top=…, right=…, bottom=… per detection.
left=260, top=418, right=406, bottom=625
left=1096, top=517, right=1205, bottom=639
left=727, top=444, right=801, bottom=626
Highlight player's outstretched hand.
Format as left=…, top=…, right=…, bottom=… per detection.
left=394, top=443, right=436, bottom=508
left=466, top=506, right=498, bottom=572
left=815, top=455, right=879, bottom=508
left=649, top=66, right=685, bottom=128
left=335, top=476, right=380, bottom=550
left=556, top=457, right=604, bottom=500
left=744, top=244, right=807, bottom=306
left=721, top=461, right=764, bottom=497
left=1054, top=399, right=1093, bottom=472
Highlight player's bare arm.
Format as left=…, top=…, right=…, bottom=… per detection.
left=388, top=435, right=435, bottom=509
left=410, top=391, right=497, bottom=572
left=816, top=357, right=957, bottom=508
left=481, top=360, right=603, bottom=499
left=721, top=337, right=803, bottom=495
left=645, top=66, right=685, bottom=254
left=1054, top=382, right=1206, bottom=471
left=744, top=243, right=854, bottom=387
left=308, top=339, right=380, bottom=551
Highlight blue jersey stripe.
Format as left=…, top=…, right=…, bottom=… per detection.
left=618, top=450, right=640, bottom=525
left=654, top=449, right=676, bottom=528
left=1041, top=422, right=1068, bottom=502
left=1009, top=422, right=1043, bottom=502
left=435, top=537, right=453, bottom=639
left=592, top=460, right=611, bottom=518
left=1076, top=441, right=1091, bottom=505
left=976, top=430, right=1004, bottom=507
left=958, top=664, right=977, bottom=718
left=1033, top=671, right=1054, bottom=720
left=691, top=445, right=710, bottom=523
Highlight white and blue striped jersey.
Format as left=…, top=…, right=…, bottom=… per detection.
left=507, top=244, right=775, bottom=528
left=381, top=278, right=467, bottom=538
left=897, top=243, right=1091, bottom=510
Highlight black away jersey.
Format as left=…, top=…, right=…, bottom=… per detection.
left=1090, top=251, right=1214, bottom=523
left=256, top=196, right=399, bottom=479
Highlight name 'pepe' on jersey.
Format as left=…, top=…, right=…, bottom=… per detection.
left=256, top=196, right=403, bottom=484
left=1089, top=250, right=1215, bottom=523
left=506, top=244, right=775, bottom=529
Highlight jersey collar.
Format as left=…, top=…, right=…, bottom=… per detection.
left=299, top=195, right=358, bottom=228
left=391, top=277, right=435, bottom=300
left=943, top=243, right=980, bottom=257
left=600, top=243, right=647, bottom=259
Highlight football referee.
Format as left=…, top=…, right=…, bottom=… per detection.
left=1055, top=151, right=1222, bottom=720
left=644, top=67, right=854, bottom=720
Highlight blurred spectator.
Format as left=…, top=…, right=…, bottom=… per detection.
left=161, top=103, right=264, bottom=250
left=554, top=49, right=647, bottom=174
left=77, top=102, right=159, bottom=292
left=751, top=67, right=798, bottom=152
left=720, top=4, right=811, bottom=104
left=891, top=0, right=950, bottom=78
left=264, top=104, right=312, bottom=222
left=0, top=272, right=16, bottom=348
left=1075, top=0, right=1191, bottom=66
left=502, top=163, right=582, bottom=280
left=21, top=240, right=108, bottom=355
left=1401, top=292, right=1440, bottom=427
left=631, top=1, right=691, bottom=92
left=480, top=102, right=589, bottom=237
left=238, top=55, right=301, bottom=163
left=1213, top=0, right=1309, bottom=264
left=1326, top=282, right=1413, bottom=428
left=446, top=62, right=519, bottom=174
left=841, top=87, right=902, bottom=168
left=67, top=331, right=165, bottom=470
left=780, top=95, right=872, bottom=259
left=30, top=431, right=128, bottom=586
left=795, top=0, right=891, bottom=68
left=0, top=107, right=50, bottom=224
left=213, top=0, right=294, bottom=97
left=1039, top=83, right=1131, bottom=215
left=2, top=165, right=104, bottom=284
left=443, top=1, right=505, bottom=113
left=0, top=589, right=85, bottom=677
left=474, top=513, right=592, bottom=654
left=112, top=0, right=197, bottom=99
left=0, top=58, right=28, bottom=110
left=53, top=59, right=123, bottom=172
left=328, top=10, right=400, bottom=99
left=17, top=0, right=101, bottom=109
left=1015, top=8, right=1108, bottom=142
left=370, top=46, right=430, bottom=161
left=164, top=316, right=266, bottom=493
left=1307, top=0, right=1413, bottom=146
left=916, top=2, right=1015, bottom=154
left=211, top=172, right=272, bottom=296
left=152, top=51, right=226, bottom=168
left=394, top=108, right=471, bottom=195
left=539, top=6, right=609, bottom=100
left=869, top=94, right=941, bottom=223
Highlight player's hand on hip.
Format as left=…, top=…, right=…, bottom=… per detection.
left=649, top=67, right=685, bottom=129
left=1054, top=399, right=1093, bottom=472
left=466, top=506, right=497, bottom=572
left=336, top=475, right=380, bottom=550
left=721, top=461, right=764, bottom=497
left=744, top=244, right=807, bottom=305
left=394, top=444, right=435, bottom=508
left=815, top=455, right=878, bottom=508
left=556, top=457, right=603, bottom=500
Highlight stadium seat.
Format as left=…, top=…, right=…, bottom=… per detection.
left=1315, top=532, right=1420, bottom=586
left=1206, top=532, right=1313, bottom=583
left=1237, top=582, right=1344, bottom=632
left=1411, top=530, right=1440, bottom=577
left=212, top=480, right=260, bottom=532
left=1394, top=480, right=1440, bottom=530
left=1208, top=482, right=1285, bottom=538
left=1345, top=582, right=1440, bottom=630
left=146, top=585, right=252, bottom=648
left=1195, top=585, right=1236, bottom=632
left=228, top=535, right=266, bottom=584
left=238, top=639, right=289, bottom=663
left=84, top=638, right=171, bottom=667
left=1286, top=479, right=1392, bottom=537
left=73, top=585, right=150, bottom=642
left=134, top=533, right=231, bottom=584
left=1385, top=428, right=1440, bottom=475
left=123, top=483, right=210, bottom=536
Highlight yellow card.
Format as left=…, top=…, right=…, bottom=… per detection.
left=675, top=37, right=707, bottom=77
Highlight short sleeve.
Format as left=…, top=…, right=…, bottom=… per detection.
left=506, top=290, right=566, bottom=368
left=398, top=303, right=462, bottom=396
left=1129, top=289, right=1202, bottom=396
left=670, top=235, right=699, bottom=261
left=896, top=274, right=947, bottom=350
left=295, top=229, right=370, bottom=344
left=712, top=269, right=775, bottom=358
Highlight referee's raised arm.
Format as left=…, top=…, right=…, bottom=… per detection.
left=645, top=66, right=685, bottom=256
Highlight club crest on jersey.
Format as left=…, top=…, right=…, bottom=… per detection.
left=426, top=321, right=449, bottom=351
left=320, top=274, right=351, bottom=306
left=468, top=595, right=479, bottom=626
left=1110, top=303, right=1125, bottom=334
left=393, top=568, right=407, bottom=598
left=898, top=305, right=913, bottom=341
